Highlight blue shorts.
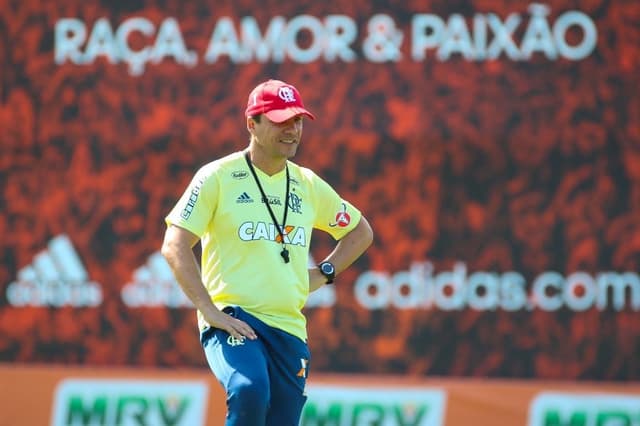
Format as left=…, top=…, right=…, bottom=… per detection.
left=200, top=306, right=310, bottom=426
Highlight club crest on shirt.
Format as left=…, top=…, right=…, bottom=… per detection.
left=288, top=193, right=302, bottom=214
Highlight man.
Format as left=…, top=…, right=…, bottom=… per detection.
left=161, top=78, right=373, bottom=426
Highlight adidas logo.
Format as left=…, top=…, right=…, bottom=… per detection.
left=5, top=234, right=102, bottom=307
left=121, top=251, right=193, bottom=308
left=236, top=192, right=254, bottom=203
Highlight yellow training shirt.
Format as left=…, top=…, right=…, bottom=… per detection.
left=165, top=151, right=362, bottom=341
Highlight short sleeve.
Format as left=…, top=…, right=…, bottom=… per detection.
left=312, top=176, right=362, bottom=240
left=165, top=166, right=218, bottom=237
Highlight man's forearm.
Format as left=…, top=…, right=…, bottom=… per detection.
left=327, top=216, right=374, bottom=275
left=166, top=252, right=209, bottom=305
left=161, top=233, right=220, bottom=319
left=309, top=216, right=374, bottom=292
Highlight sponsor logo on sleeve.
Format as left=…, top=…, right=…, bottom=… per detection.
left=180, top=178, right=204, bottom=219
left=329, top=203, right=351, bottom=227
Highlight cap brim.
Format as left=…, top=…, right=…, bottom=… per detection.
left=264, top=107, right=315, bottom=123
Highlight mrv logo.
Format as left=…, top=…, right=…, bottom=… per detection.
left=51, top=379, right=208, bottom=426
left=301, top=386, right=446, bottom=426
left=528, top=392, right=640, bottom=426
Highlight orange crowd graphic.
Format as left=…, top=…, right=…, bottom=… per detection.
left=1, top=0, right=639, bottom=383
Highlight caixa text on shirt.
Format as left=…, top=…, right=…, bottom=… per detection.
left=238, top=221, right=307, bottom=246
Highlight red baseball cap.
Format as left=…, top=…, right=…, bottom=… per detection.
left=245, top=79, right=315, bottom=123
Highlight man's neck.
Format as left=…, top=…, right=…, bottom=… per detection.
left=246, top=146, right=287, bottom=176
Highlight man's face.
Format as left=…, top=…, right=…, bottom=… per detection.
left=251, top=114, right=304, bottom=159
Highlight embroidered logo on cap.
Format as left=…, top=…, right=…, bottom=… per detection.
left=278, top=86, right=297, bottom=102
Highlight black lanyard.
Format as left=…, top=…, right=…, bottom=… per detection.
left=244, top=152, right=291, bottom=263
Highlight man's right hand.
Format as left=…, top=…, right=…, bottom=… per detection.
left=205, top=309, right=257, bottom=341
left=161, top=225, right=257, bottom=342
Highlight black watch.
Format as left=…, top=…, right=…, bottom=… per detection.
left=318, top=261, right=336, bottom=284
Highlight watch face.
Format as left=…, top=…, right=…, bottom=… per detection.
left=321, top=263, right=335, bottom=274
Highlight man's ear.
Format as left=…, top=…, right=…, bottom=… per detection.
left=247, top=118, right=255, bottom=131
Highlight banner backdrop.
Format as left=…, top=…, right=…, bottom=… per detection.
left=1, top=1, right=639, bottom=380
left=3, top=365, right=640, bottom=426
